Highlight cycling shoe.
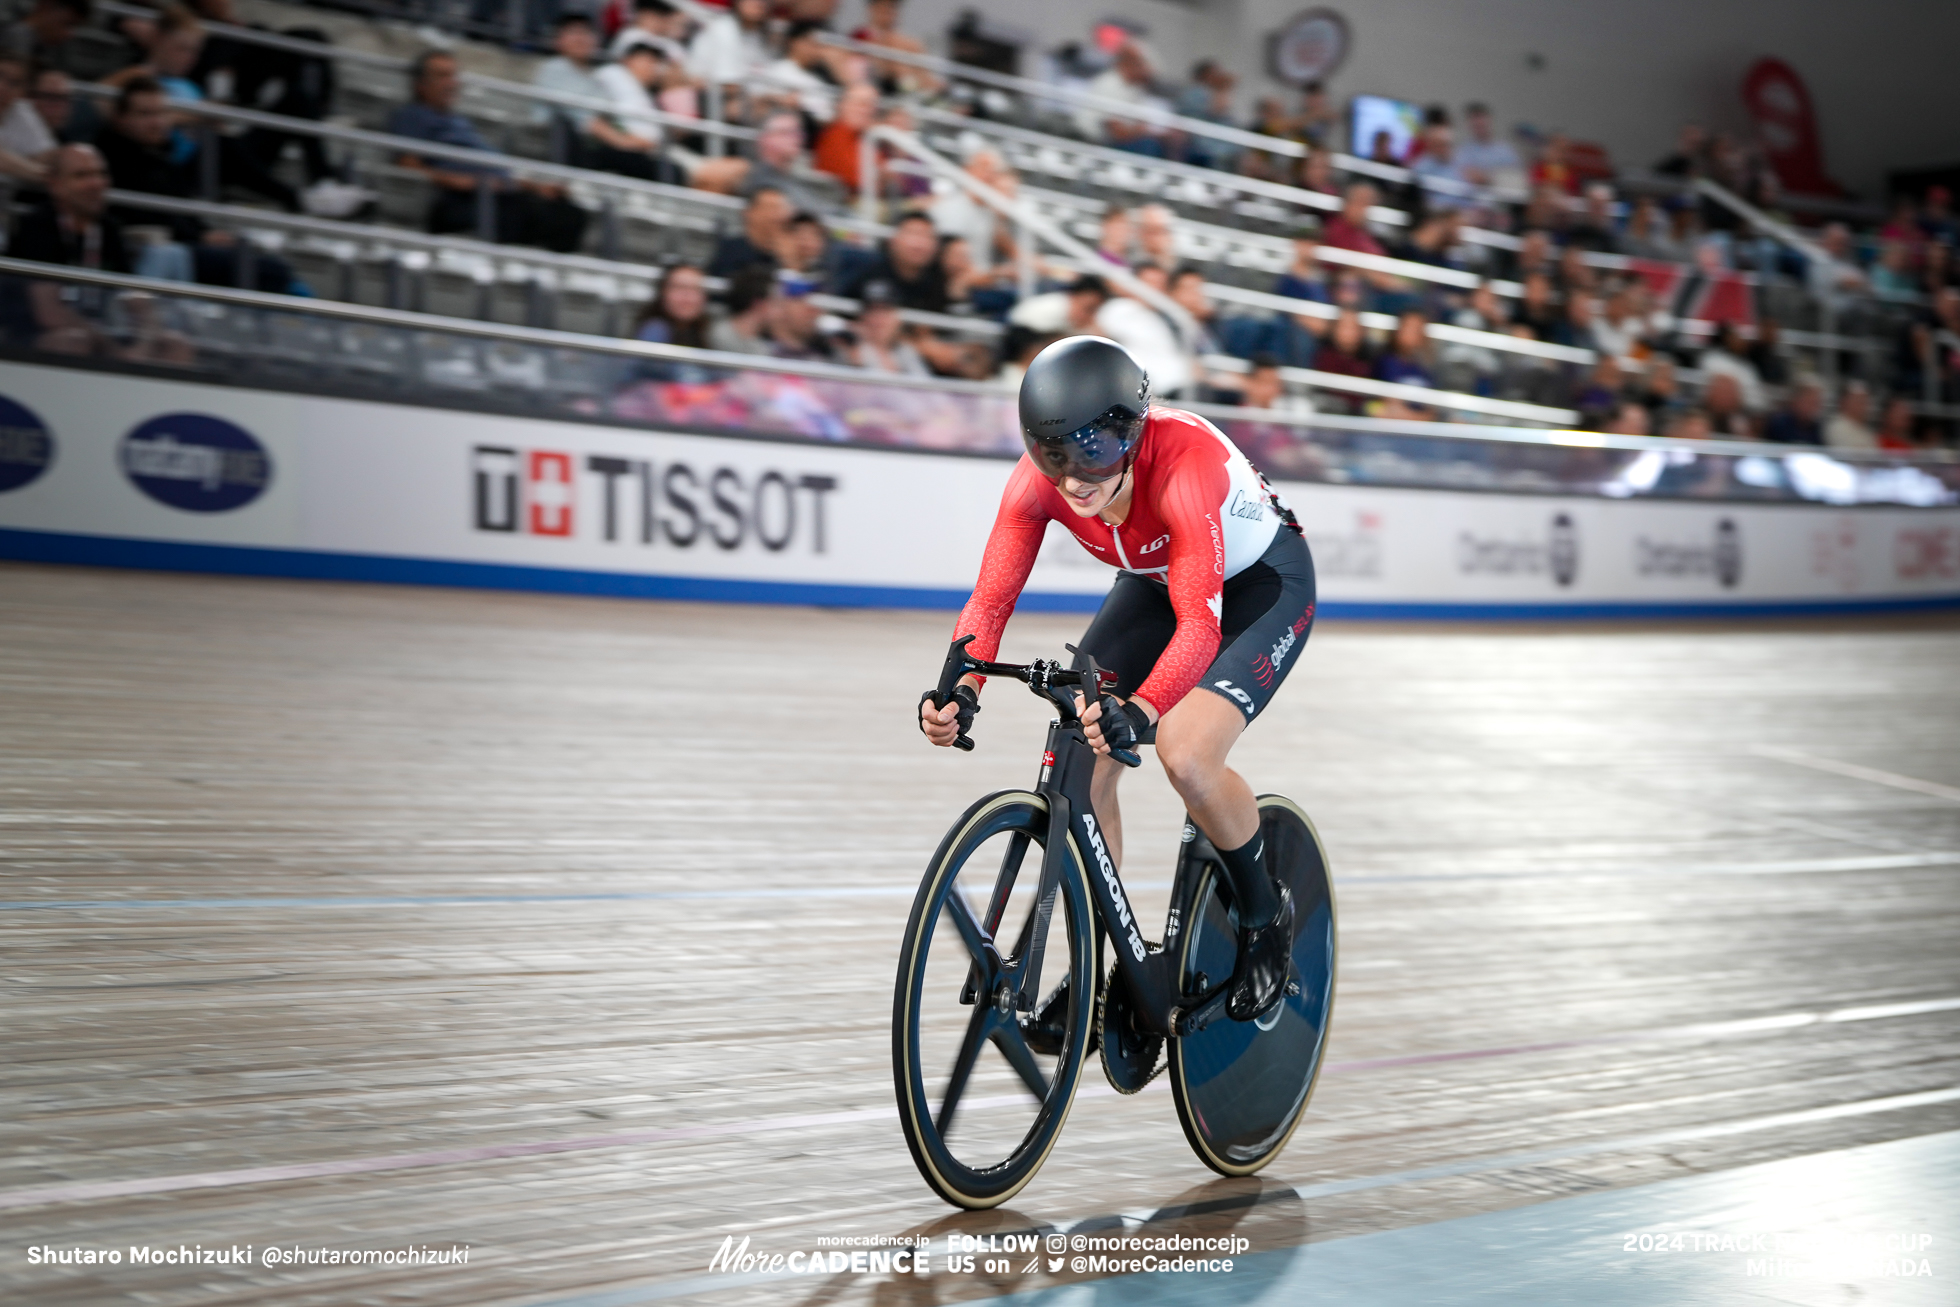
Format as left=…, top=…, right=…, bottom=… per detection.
left=1227, top=882, right=1294, bottom=1023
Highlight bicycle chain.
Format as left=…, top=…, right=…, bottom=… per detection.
left=1096, top=962, right=1166, bottom=1094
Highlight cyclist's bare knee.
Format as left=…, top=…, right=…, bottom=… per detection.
left=1155, top=694, right=1241, bottom=795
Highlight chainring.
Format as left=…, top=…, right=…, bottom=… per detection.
left=1097, top=961, right=1166, bottom=1094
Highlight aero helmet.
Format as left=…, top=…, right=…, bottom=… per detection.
left=1017, top=336, right=1151, bottom=483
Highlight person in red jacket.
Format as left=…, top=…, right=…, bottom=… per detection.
left=919, top=336, right=1317, bottom=1022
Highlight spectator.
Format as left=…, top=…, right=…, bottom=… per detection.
left=1762, top=376, right=1826, bottom=445
left=1573, top=356, right=1624, bottom=428
left=1568, top=183, right=1619, bottom=253
left=1698, top=323, right=1767, bottom=411
left=1176, top=59, right=1238, bottom=171
left=0, top=54, right=52, bottom=181
left=1921, top=241, right=1954, bottom=298
left=1554, top=292, right=1600, bottom=352
left=1620, top=196, right=1680, bottom=262
left=852, top=0, right=936, bottom=97
left=932, top=146, right=1017, bottom=277
left=1703, top=372, right=1754, bottom=439
left=609, top=0, right=689, bottom=64
left=1296, top=149, right=1336, bottom=196
left=1235, top=353, right=1313, bottom=415
left=1168, top=265, right=1221, bottom=358
left=1455, top=102, right=1521, bottom=189
left=1374, top=309, right=1434, bottom=388
left=767, top=272, right=834, bottom=361
left=1558, top=243, right=1597, bottom=295
left=1084, top=263, right=1192, bottom=397
left=833, top=209, right=945, bottom=311
left=592, top=36, right=687, bottom=182
left=1662, top=408, right=1712, bottom=441
left=759, top=20, right=841, bottom=126
left=1592, top=285, right=1645, bottom=361
left=1323, top=181, right=1405, bottom=298
left=1824, top=380, right=1876, bottom=450
left=1094, top=205, right=1133, bottom=268
left=389, top=52, right=588, bottom=254
left=708, top=263, right=776, bottom=355
left=1637, top=355, right=1684, bottom=428
left=1875, top=395, right=1916, bottom=451
left=1062, top=272, right=1109, bottom=333
left=1654, top=124, right=1708, bottom=178
left=28, top=66, right=79, bottom=144
left=1079, top=40, right=1168, bottom=158
left=535, top=16, right=613, bottom=155
left=1409, top=115, right=1465, bottom=210
left=847, top=278, right=928, bottom=375
left=688, top=0, right=771, bottom=97
left=738, top=108, right=845, bottom=215
left=634, top=262, right=709, bottom=348
left=1397, top=209, right=1462, bottom=269
left=1314, top=308, right=1372, bottom=381
left=1295, top=82, right=1337, bottom=151
left=1531, top=132, right=1577, bottom=195
left=1273, top=219, right=1328, bottom=305
left=708, top=185, right=789, bottom=276
left=1516, top=272, right=1559, bottom=338
left=94, top=78, right=300, bottom=291
left=6, top=143, right=191, bottom=361
left=1136, top=203, right=1178, bottom=270
left=1919, top=186, right=1956, bottom=248
left=777, top=208, right=830, bottom=279
left=1603, top=401, right=1651, bottom=435
left=106, top=6, right=300, bottom=211
left=1439, top=280, right=1507, bottom=379
left=1807, top=223, right=1869, bottom=311
left=1, top=0, right=89, bottom=74
left=1870, top=240, right=1917, bottom=297
left=812, top=80, right=877, bottom=195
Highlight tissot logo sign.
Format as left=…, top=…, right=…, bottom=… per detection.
left=1455, top=513, right=1578, bottom=587
left=472, top=445, right=839, bottom=553
left=1635, top=517, right=1743, bottom=588
left=0, top=394, right=53, bottom=493
left=120, top=413, right=271, bottom=512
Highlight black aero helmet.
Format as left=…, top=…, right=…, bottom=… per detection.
left=1018, top=336, right=1151, bottom=483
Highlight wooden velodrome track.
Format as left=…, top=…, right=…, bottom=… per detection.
left=4, top=560, right=1958, bottom=1305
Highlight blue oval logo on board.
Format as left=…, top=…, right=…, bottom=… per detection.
left=120, top=413, right=272, bottom=512
left=0, top=394, right=54, bottom=493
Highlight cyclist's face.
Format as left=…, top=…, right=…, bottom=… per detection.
left=1054, top=473, right=1119, bottom=517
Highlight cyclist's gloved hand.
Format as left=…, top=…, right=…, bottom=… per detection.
left=919, top=684, right=980, bottom=749
left=1086, top=694, right=1149, bottom=767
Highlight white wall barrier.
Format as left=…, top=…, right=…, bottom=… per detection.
left=1, top=362, right=1957, bottom=617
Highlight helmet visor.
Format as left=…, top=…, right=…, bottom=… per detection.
left=1023, top=407, right=1146, bottom=484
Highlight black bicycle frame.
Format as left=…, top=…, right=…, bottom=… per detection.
left=932, top=638, right=1229, bottom=1039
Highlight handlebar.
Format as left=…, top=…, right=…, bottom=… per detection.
left=932, top=637, right=1142, bottom=767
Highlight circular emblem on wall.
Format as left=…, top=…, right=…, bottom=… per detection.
left=1269, top=8, right=1350, bottom=87
left=0, top=394, right=55, bottom=493
left=120, top=413, right=272, bottom=513
left=1549, top=512, right=1579, bottom=587
left=1714, top=517, right=1742, bottom=589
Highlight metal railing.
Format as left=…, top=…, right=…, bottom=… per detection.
left=7, top=257, right=1953, bottom=506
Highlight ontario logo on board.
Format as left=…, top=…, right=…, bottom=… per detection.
left=1455, top=512, right=1580, bottom=588
left=120, top=413, right=272, bottom=512
left=0, top=394, right=54, bottom=493
left=1634, top=517, right=1744, bottom=589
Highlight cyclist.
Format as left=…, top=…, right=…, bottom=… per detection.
left=920, top=336, right=1316, bottom=1022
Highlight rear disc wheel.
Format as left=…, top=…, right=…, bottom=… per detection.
left=1169, top=795, right=1337, bottom=1176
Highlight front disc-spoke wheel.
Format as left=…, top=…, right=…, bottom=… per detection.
left=893, top=791, right=1094, bottom=1209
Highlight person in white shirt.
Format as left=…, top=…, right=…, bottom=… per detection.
left=1824, top=381, right=1877, bottom=450
left=1095, top=275, right=1194, bottom=397
left=608, top=0, right=689, bottom=65
left=1590, top=285, right=1647, bottom=362
left=756, top=21, right=839, bottom=123
left=1075, top=41, right=1169, bottom=156
left=688, top=0, right=772, bottom=93
left=0, top=53, right=54, bottom=182
left=931, top=145, right=1016, bottom=274
left=588, top=38, right=687, bottom=182
left=1454, top=102, right=1523, bottom=190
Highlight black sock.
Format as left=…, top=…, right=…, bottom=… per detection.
left=1216, top=832, right=1278, bottom=930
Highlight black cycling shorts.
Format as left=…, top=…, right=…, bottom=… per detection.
left=1076, top=529, right=1316, bottom=730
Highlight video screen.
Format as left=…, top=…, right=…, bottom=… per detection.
left=1349, top=93, right=1423, bottom=162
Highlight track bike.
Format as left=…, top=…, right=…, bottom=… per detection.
left=893, top=637, right=1337, bottom=1210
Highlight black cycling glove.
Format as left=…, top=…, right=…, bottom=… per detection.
left=920, top=684, right=981, bottom=746
left=1097, top=694, right=1150, bottom=762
